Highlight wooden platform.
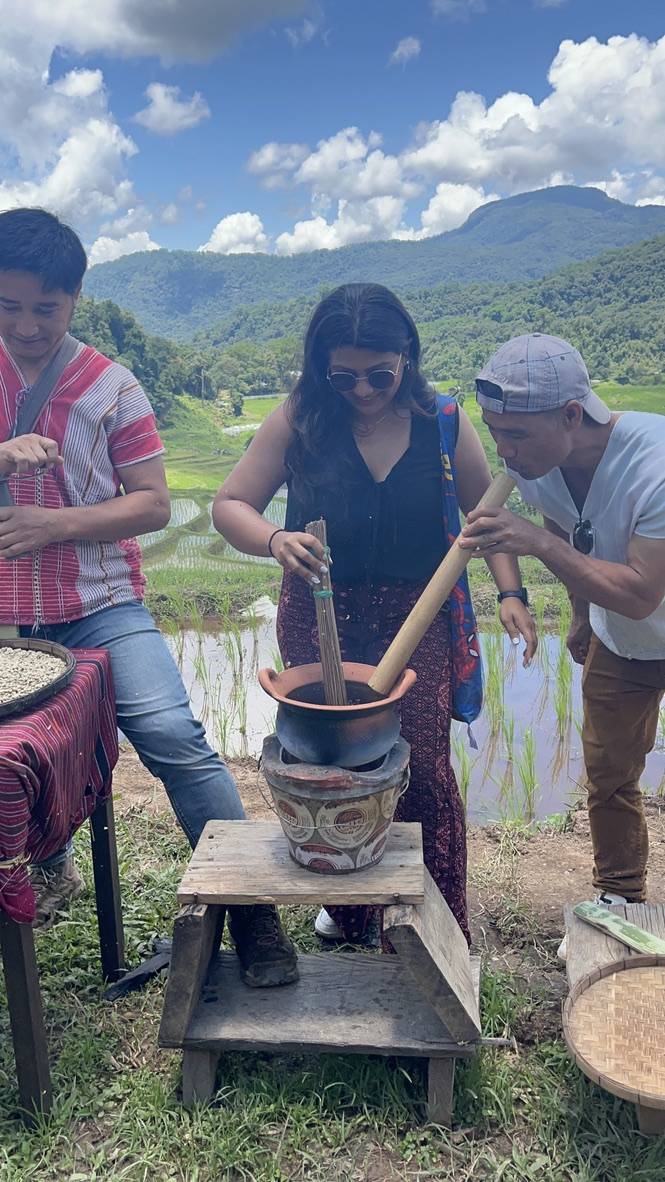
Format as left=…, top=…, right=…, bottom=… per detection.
left=177, top=820, right=425, bottom=906
left=564, top=902, right=665, bottom=1136
left=177, top=950, right=480, bottom=1057
left=160, top=820, right=481, bottom=1126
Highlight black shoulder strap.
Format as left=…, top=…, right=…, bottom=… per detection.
left=13, top=332, right=80, bottom=438
left=0, top=333, right=80, bottom=507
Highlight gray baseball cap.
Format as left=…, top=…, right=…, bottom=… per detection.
left=475, top=333, right=611, bottom=423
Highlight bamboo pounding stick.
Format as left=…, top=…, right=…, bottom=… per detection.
left=368, top=472, right=516, bottom=696
left=306, top=518, right=348, bottom=705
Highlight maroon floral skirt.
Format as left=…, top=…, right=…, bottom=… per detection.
left=276, top=572, right=470, bottom=945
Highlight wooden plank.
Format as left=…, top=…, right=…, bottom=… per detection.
left=182, top=1049, right=220, bottom=1107
left=637, top=1104, right=665, bottom=1136
left=183, top=950, right=478, bottom=1057
left=0, top=913, right=52, bottom=1118
left=573, top=902, right=665, bottom=956
left=159, top=904, right=225, bottom=1048
left=427, top=1058, right=455, bottom=1126
left=89, top=795, right=126, bottom=983
left=177, top=821, right=424, bottom=907
left=565, top=904, right=665, bottom=989
left=384, top=868, right=481, bottom=1043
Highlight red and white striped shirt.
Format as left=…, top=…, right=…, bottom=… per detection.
left=0, top=337, right=164, bottom=626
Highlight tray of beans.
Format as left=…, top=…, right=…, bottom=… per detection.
left=0, top=639, right=76, bottom=719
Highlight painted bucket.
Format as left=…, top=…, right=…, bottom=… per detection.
left=261, top=733, right=410, bottom=874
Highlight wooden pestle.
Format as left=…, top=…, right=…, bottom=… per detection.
left=368, top=472, right=516, bottom=696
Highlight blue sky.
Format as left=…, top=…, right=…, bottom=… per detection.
left=1, top=1, right=663, bottom=264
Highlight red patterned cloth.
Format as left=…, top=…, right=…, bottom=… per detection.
left=0, top=650, right=118, bottom=923
left=276, top=572, right=470, bottom=945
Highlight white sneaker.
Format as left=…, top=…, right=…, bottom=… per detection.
left=557, top=891, right=628, bottom=962
left=314, top=908, right=342, bottom=940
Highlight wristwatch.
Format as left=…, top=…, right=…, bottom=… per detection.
left=497, top=588, right=529, bottom=606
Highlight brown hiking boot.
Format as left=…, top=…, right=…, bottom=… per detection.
left=228, top=904, right=299, bottom=987
left=29, top=856, right=85, bottom=931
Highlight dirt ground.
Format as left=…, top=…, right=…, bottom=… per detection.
left=113, top=743, right=665, bottom=951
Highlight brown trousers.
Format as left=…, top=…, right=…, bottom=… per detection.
left=582, top=634, right=665, bottom=901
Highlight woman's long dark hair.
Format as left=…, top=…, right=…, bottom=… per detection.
left=286, top=283, right=435, bottom=514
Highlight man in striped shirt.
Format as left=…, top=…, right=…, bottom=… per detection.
left=0, top=208, right=297, bottom=988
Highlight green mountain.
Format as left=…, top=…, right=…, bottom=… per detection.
left=195, top=234, right=665, bottom=387
left=84, top=186, right=665, bottom=340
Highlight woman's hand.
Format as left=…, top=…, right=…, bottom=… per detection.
left=498, top=598, right=538, bottom=667
left=0, top=434, right=62, bottom=478
left=270, top=530, right=328, bottom=585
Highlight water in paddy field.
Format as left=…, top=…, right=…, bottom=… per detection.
left=165, top=607, right=665, bottom=823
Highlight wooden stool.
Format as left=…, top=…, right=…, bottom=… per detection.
left=564, top=902, right=665, bottom=1136
left=159, top=821, right=481, bottom=1125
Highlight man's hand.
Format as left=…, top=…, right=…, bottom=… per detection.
left=0, top=434, right=62, bottom=478
left=460, top=506, right=543, bottom=557
left=567, top=614, right=592, bottom=665
left=0, top=506, right=63, bottom=558
left=498, top=598, right=538, bottom=667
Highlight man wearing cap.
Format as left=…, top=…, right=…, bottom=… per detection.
left=460, top=333, right=665, bottom=949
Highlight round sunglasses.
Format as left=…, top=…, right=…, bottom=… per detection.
left=327, top=354, right=404, bottom=395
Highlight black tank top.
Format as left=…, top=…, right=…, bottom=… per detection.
left=285, top=412, right=450, bottom=584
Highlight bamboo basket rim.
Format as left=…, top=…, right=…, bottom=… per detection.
left=0, top=638, right=76, bottom=720
left=562, top=954, right=665, bottom=1110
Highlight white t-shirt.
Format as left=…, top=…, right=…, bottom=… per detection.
left=510, top=412, right=665, bottom=661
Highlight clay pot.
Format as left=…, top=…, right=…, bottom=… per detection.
left=258, top=661, right=416, bottom=769
left=262, top=733, right=411, bottom=873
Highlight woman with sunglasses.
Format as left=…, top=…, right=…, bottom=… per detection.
left=213, top=283, right=536, bottom=947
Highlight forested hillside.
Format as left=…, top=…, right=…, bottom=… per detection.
left=197, top=235, right=665, bottom=386
left=71, top=297, right=300, bottom=425
left=84, top=186, right=665, bottom=339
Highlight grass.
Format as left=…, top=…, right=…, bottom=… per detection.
left=145, top=564, right=280, bottom=624
left=4, top=809, right=665, bottom=1181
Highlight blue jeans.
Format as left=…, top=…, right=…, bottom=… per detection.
left=24, top=601, right=245, bottom=866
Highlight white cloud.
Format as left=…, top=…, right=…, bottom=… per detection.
left=389, top=37, right=421, bottom=67
left=396, top=182, right=499, bottom=239
left=0, top=0, right=310, bottom=251
left=275, top=196, right=406, bottom=255
left=88, top=230, right=160, bottom=267
left=134, top=83, right=210, bottom=134
left=247, top=140, right=310, bottom=188
left=0, top=119, right=137, bottom=223
left=198, top=211, right=269, bottom=254
left=161, top=202, right=179, bottom=224
left=285, top=8, right=325, bottom=49
left=100, top=205, right=153, bottom=236
left=400, top=35, right=665, bottom=198
left=53, top=69, right=104, bottom=99
left=294, top=128, right=419, bottom=200
left=18, top=1, right=310, bottom=65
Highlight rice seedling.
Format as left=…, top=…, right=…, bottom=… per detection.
left=483, top=630, right=505, bottom=734
left=270, top=646, right=284, bottom=673
left=452, top=728, right=472, bottom=812
left=553, top=640, right=573, bottom=738
left=502, top=713, right=515, bottom=765
left=515, top=728, right=538, bottom=821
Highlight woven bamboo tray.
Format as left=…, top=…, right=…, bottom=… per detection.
left=0, top=639, right=76, bottom=719
left=563, top=955, right=665, bottom=1110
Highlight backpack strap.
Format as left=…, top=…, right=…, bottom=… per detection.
left=0, top=333, right=79, bottom=507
